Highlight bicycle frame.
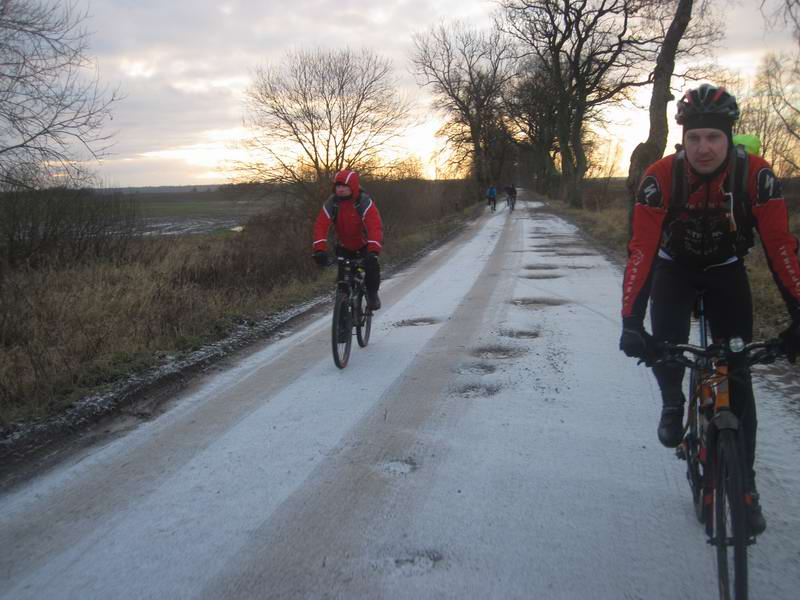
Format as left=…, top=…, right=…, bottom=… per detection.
left=336, top=256, right=363, bottom=297
left=685, top=301, right=739, bottom=536
left=330, top=255, right=371, bottom=368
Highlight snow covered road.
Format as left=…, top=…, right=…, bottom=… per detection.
left=2, top=198, right=799, bottom=599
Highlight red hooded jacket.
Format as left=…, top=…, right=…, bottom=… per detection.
left=312, top=170, right=383, bottom=254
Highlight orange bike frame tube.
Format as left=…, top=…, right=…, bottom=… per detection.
left=712, top=365, right=731, bottom=409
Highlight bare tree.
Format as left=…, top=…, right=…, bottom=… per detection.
left=500, top=0, right=664, bottom=206
left=0, top=0, right=118, bottom=189
left=500, top=0, right=719, bottom=208
left=237, top=47, right=411, bottom=203
left=411, top=22, right=516, bottom=193
left=754, top=53, right=800, bottom=174
left=625, top=1, right=723, bottom=198
left=761, top=0, right=800, bottom=43
left=503, top=58, right=561, bottom=193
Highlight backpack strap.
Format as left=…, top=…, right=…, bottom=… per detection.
left=670, top=150, right=687, bottom=210
left=724, top=145, right=750, bottom=232
left=353, top=192, right=373, bottom=219
left=324, top=196, right=338, bottom=224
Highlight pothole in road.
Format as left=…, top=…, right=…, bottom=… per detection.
left=527, top=239, right=583, bottom=247
left=551, top=250, right=597, bottom=257
left=471, top=345, right=526, bottom=360
left=382, top=457, right=418, bottom=476
left=524, top=264, right=560, bottom=270
left=393, top=317, right=440, bottom=327
left=526, top=212, right=557, bottom=220
left=456, top=362, right=497, bottom=375
left=500, top=329, right=541, bottom=340
left=453, top=383, right=501, bottom=399
left=510, top=297, right=568, bottom=308
left=394, top=550, right=444, bottom=575
left=521, top=273, right=563, bottom=280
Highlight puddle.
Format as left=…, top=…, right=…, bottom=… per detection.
left=394, top=318, right=440, bottom=327
left=382, top=457, right=418, bottom=476
left=453, top=383, right=501, bottom=398
left=510, top=297, right=567, bottom=308
left=500, top=329, right=540, bottom=340
left=471, top=345, right=526, bottom=360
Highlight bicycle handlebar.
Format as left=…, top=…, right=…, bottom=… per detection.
left=320, top=255, right=365, bottom=268
left=654, top=338, right=785, bottom=369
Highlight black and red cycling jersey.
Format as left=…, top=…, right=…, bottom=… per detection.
left=622, top=152, right=800, bottom=321
left=312, top=170, right=383, bottom=255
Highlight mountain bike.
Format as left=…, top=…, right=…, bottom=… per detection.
left=330, top=255, right=372, bottom=369
left=655, top=297, right=785, bottom=600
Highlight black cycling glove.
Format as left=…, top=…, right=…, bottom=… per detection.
left=619, top=319, right=655, bottom=362
left=313, top=251, right=328, bottom=267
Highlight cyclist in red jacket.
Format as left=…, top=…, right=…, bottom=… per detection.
left=619, top=84, right=800, bottom=534
left=312, top=169, right=384, bottom=310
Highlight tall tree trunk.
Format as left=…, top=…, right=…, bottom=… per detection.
left=556, top=112, right=575, bottom=204
left=625, top=0, right=694, bottom=200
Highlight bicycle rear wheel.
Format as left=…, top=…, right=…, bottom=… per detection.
left=331, top=289, right=353, bottom=369
left=355, top=288, right=371, bottom=347
left=714, top=429, right=748, bottom=600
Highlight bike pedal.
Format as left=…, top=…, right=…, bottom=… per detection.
left=675, top=445, right=687, bottom=460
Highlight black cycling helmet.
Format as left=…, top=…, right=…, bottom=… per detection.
left=675, top=84, right=740, bottom=126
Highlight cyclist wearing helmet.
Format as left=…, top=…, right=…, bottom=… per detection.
left=619, top=83, right=800, bottom=535
left=312, top=169, right=384, bottom=310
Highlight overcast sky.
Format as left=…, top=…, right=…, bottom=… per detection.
left=85, top=0, right=796, bottom=187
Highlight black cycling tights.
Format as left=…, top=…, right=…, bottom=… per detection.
left=649, top=258, right=758, bottom=485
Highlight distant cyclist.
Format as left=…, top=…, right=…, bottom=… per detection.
left=619, top=84, right=800, bottom=534
left=486, top=185, right=497, bottom=211
left=312, top=169, right=383, bottom=310
left=505, top=184, right=517, bottom=208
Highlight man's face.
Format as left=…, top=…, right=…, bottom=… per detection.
left=683, top=128, right=729, bottom=174
left=334, top=183, right=352, bottom=198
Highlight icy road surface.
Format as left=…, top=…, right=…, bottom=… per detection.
left=2, top=199, right=800, bottom=599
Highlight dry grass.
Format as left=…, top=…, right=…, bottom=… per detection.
left=0, top=179, right=477, bottom=426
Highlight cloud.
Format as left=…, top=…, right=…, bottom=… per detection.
left=85, top=0, right=794, bottom=185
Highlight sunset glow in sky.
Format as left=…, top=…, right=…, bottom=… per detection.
left=86, top=0, right=796, bottom=187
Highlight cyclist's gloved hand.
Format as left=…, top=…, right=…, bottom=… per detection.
left=779, top=317, right=800, bottom=363
left=313, top=251, right=328, bottom=267
left=619, top=319, right=655, bottom=362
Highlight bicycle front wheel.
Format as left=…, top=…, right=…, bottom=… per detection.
left=687, top=368, right=705, bottom=523
left=332, top=289, right=353, bottom=369
left=714, top=429, right=748, bottom=600
left=355, top=288, right=371, bottom=347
